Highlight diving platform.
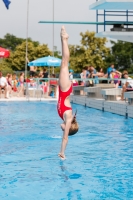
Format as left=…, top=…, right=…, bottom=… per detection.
left=96, top=31, right=133, bottom=43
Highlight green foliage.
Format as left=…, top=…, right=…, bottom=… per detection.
left=0, top=59, right=13, bottom=75
left=34, top=44, right=52, bottom=59
left=5, top=41, right=52, bottom=71
left=0, top=33, right=25, bottom=51
left=105, top=41, right=133, bottom=72
left=0, top=33, right=39, bottom=52
left=69, top=31, right=110, bottom=73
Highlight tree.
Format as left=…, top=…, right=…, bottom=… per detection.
left=0, top=59, right=13, bottom=75
left=34, top=44, right=52, bottom=59
left=0, top=33, right=40, bottom=52
left=0, top=34, right=25, bottom=51
left=69, top=31, right=110, bottom=73
left=6, top=41, right=52, bottom=71
left=105, top=41, right=133, bottom=72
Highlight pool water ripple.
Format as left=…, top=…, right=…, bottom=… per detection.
left=0, top=102, right=133, bottom=199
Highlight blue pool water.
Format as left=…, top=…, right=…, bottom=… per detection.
left=0, top=101, right=133, bottom=200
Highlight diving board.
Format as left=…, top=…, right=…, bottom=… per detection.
left=39, top=21, right=133, bottom=25
left=89, top=0, right=133, bottom=10
left=96, top=31, right=133, bottom=42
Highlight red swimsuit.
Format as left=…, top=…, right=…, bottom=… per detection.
left=57, top=85, right=72, bottom=120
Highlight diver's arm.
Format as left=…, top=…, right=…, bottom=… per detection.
left=59, top=112, right=72, bottom=159
left=59, top=120, right=71, bottom=157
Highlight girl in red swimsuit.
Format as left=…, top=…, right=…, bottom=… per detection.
left=57, top=26, right=79, bottom=160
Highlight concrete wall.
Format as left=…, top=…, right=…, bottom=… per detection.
left=70, top=95, right=133, bottom=119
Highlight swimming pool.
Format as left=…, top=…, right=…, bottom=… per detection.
left=0, top=102, right=133, bottom=200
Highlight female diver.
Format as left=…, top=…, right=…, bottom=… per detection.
left=57, top=26, right=79, bottom=160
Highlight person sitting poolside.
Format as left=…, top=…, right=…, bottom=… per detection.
left=121, top=71, right=133, bottom=100
left=0, top=71, right=9, bottom=98
left=106, top=63, right=116, bottom=78
left=69, top=69, right=73, bottom=80
left=88, top=66, right=99, bottom=84
left=98, top=68, right=105, bottom=77
left=113, top=71, right=122, bottom=88
left=72, top=79, right=79, bottom=86
left=80, top=67, right=87, bottom=86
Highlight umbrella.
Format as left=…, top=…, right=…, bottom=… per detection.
left=0, top=47, right=10, bottom=58
left=28, top=56, right=62, bottom=67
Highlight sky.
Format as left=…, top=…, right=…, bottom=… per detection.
left=0, top=0, right=114, bottom=52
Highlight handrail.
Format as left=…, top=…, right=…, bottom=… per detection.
left=29, top=77, right=133, bottom=81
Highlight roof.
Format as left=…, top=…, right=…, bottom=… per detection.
left=89, top=0, right=133, bottom=10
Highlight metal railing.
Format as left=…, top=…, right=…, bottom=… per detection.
left=22, top=77, right=133, bottom=100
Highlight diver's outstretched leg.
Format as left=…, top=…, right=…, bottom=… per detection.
left=59, top=26, right=71, bottom=92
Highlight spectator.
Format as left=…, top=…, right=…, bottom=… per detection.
left=29, top=66, right=37, bottom=77
left=26, top=57, right=37, bottom=77
left=113, top=71, right=122, bottom=88
left=0, top=71, right=8, bottom=98
left=49, top=74, right=58, bottom=97
left=72, top=79, right=78, bottom=86
left=98, top=68, right=105, bottom=77
left=38, top=70, right=43, bottom=78
left=7, top=74, right=13, bottom=97
left=12, top=73, right=18, bottom=92
left=121, top=71, right=133, bottom=100
left=43, top=68, right=48, bottom=80
left=89, top=66, right=99, bottom=84
left=69, top=69, right=73, bottom=80
left=80, top=67, right=87, bottom=86
left=106, top=63, right=116, bottom=78
left=86, top=66, right=91, bottom=78
left=18, top=72, right=24, bottom=97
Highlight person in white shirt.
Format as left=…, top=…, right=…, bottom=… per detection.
left=0, top=71, right=8, bottom=98
left=121, top=71, right=133, bottom=100
left=80, top=67, right=87, bottom=86
left=69, top=69, right=73, bottom=80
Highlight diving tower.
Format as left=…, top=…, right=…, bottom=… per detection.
left=39, top=0, right=133, bottom=43
left=89, top=0, right=133, bottom=42
left=96, top=31, right=133, bottom=43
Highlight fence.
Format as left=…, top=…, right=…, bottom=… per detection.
left=0, top=76, right=133, bottom=100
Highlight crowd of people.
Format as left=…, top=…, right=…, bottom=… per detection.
left=0, top=63, right=133, bottom=100
left=0, top=69, right=58, bottom=98
left=0, top=71, right=25, bottom=98
left=78, top=64, right=133, bottom=96
left=79, top=64, right=122, bottom=86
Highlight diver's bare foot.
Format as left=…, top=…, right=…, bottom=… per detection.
left=58, top=153, right=66, bottom=160
left=60, top=26, right=69, bottom=40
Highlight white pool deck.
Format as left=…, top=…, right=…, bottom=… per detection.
left=0, top=95, right=133, bottom=119
left=0, top=96, right=57, bottom=102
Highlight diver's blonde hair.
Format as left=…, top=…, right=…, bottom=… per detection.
left=69, top=118, right=79, bottom=136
